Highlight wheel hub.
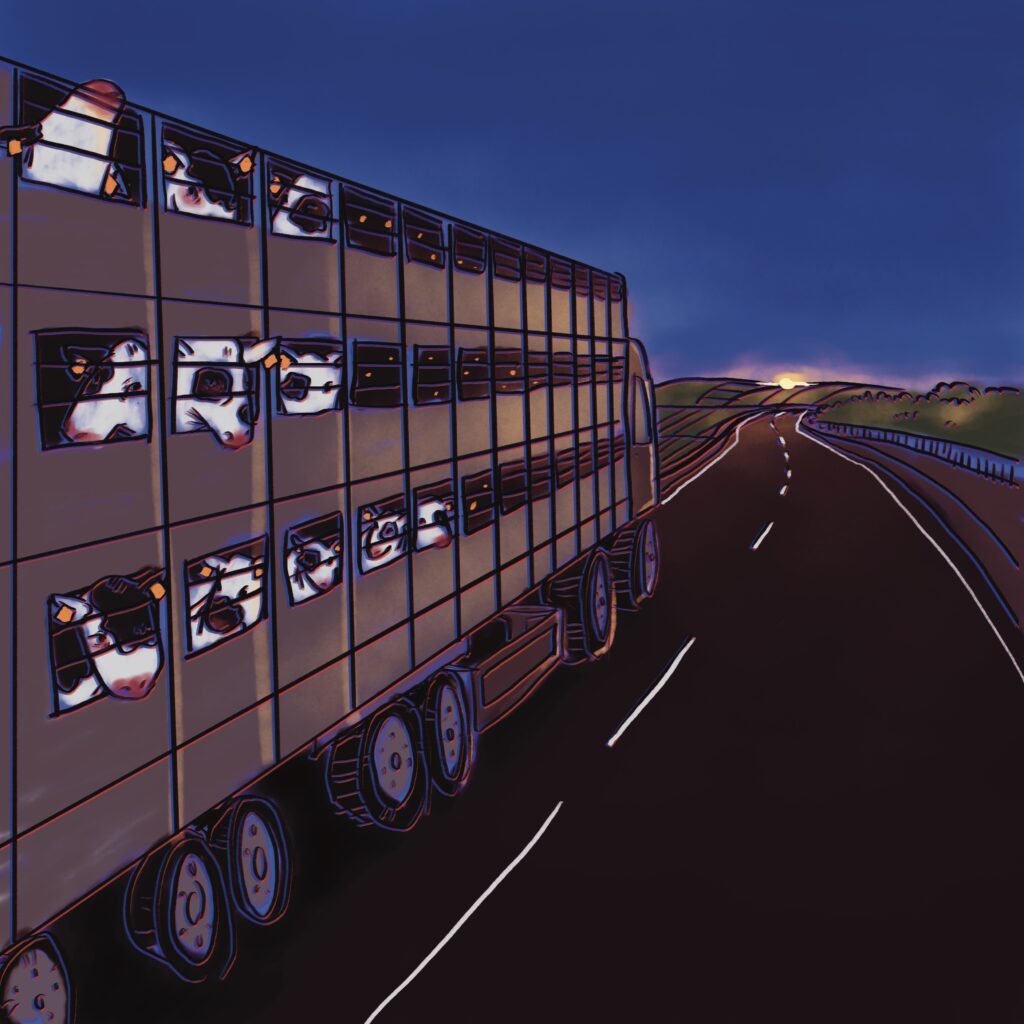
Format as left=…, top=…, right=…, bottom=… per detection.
left=1, top=943, right=68, bottom=1024
left=173, top=852, right=215, bottom=963
left=592, top=564, right=610, bottom=638
left=372, top=713, right=416, bottom=804
left=238, top=810, right=279, bottom=920
left=642, top=523, right=659, bottom=595
left=437, top=682, right=465, bottom=779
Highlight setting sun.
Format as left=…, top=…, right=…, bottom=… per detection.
left=773, top=373, right=809, bottom=390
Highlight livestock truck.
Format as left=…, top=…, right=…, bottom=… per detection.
left=0, top=58, right=660, bottom=1023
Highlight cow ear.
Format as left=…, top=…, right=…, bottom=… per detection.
left=242, top=337, right=278, bottom=366
left=51, top=593, right=91, bottom=625
left=102, top=163, right=128, bottom=199
left=230, top=150, right=255, bottom=178
left=162, top=146, right=184, bottom=176
left=62, top=345, right=108, bottom=364
left=1, top=123, right=42, bottom=156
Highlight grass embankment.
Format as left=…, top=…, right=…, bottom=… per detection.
left=816, top=383, right=1023, bottom=460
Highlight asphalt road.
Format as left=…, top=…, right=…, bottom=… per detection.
left=69, top=412, right=1024, bottom=1023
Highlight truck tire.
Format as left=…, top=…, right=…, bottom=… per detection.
left=210, top=797, right=291, bottom=926
left=326, top=699, right=428, bottom=831
left=0, top=933, right=71, bottom=1024
left=124, top=833, right=235, bottom=984
left=422, top=670, right=475, bottom=798
left=546, top=547, right=617, bottom=664
left=609, top=517, right=660, bottom=611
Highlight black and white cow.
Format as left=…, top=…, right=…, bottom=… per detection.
left=175, top=337, right=277, bottom=449
left=278, top=341, right=344, bottom=416
left=359, top=501, right=408, bottom=574
left=163, top=139, right=254, bottom=221
left=2, top=78, right=129, bottom=199
left=414, top=494, right=455, bottom=551
left=269, top=170, right=332, bottom=237
left=60, top=336, right=149, bottom=445
left=285, top=516, right=342, bottom=604
left=358, top=491, right=456, bottom=574
left=49, top=569, right=165, bottom=712
left=186, top=546, right=265, bottom=654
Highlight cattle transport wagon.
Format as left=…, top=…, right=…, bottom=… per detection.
left=0, top=57, right=660, bottom=1022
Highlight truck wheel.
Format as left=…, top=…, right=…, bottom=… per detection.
left=0, top=933, right=71, bottom=1024
left=211, top=798, right=291, bottom=926
left=124, top=834, right=234, bottom=984
left=609, top=517, right=660, bottom=611
left=326, top=699, right=427, bottom=831
left=422, top=670, right=474, bottom=798
left=546, top=547, right=617, bottom=664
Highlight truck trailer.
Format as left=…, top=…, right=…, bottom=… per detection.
left=0, top=59, right=660, bottom=1023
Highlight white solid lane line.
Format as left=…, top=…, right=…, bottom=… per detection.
left=363, top=801, right=565, bottom=1024
left=606, top=637, right=697, bottom=748
left=663, top=415, right=761, bottom=505
left=750, top=521, right=774, bottom=551
left=796, top=413, right=1024, bottom=685
left=779, top=484, right=788, bottom=497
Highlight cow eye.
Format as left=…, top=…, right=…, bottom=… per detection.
left=80, top=363, right=115, bottom=396
left=295, top=548, right=320, bottom=571
left=193, top=367, right=232, bottom=400
left=289, top=195, right=329, bottom=234
left=279, top=372, right=311, bottom=402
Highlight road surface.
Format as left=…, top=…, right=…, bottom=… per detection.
left=72, top=412, right=1024, bottom=1023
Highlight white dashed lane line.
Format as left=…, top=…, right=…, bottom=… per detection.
left=750, top=521, right=774, bottom=551
left=779, top=484, right=789, bottom=497
left=364, top=802, right=565, bottom=1023
left=606, top=637, right=697, bottom=748
left=786, top=468, right=792, bottom=479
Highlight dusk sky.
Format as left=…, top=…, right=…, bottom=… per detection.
left=7, top=0, right=1023, bottom=386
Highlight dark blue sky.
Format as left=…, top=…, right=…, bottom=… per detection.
left=7, top=0, right=1023, bottom=385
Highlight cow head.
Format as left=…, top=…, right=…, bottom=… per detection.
left=163, top=141, right=254, bottom=221
left=14, top=78, right=128, bottom=199
left=415, top=494, right=454, bottom=551
left=175, top=337, right=277, bottom=449
left=269, top=171, right=331, bottom=237
left=60, top=337, right=149, bottom=444
left=187, top=548, right=265, bottom=654
left=360, top=502, right=408, bottom=573
left=50, top=569, right=164, bottom=711
left=278, top=341, right=344, bottom=416
left=285, top=516, right=342, bottom=604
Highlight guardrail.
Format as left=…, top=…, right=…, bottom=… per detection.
left=807, top=418, right=1019, bottom=485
